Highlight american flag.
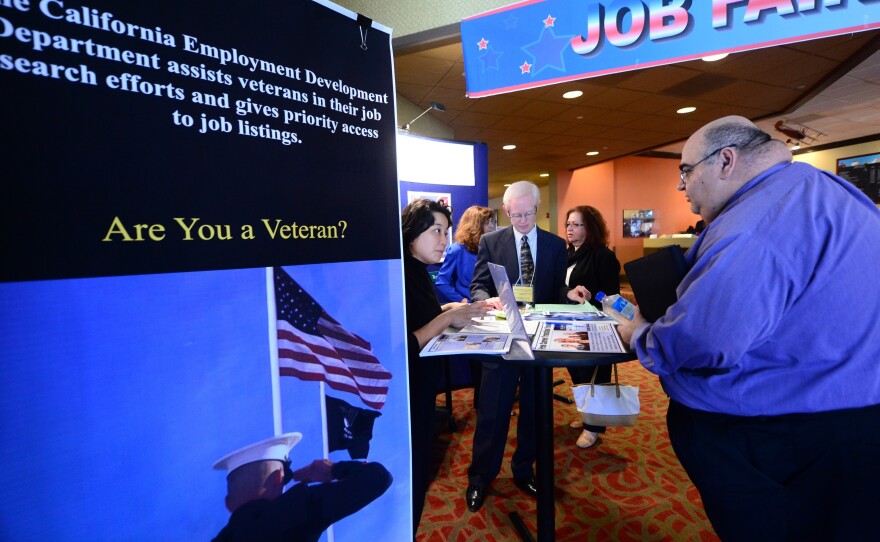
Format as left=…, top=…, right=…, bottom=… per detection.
left=273, top=267, right=391, bottom=409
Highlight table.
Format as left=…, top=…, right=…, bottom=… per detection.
left=485, top=341, right=637, bottom=542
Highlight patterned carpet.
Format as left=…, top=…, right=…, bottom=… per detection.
left=417, top=361, right=720, bottom=542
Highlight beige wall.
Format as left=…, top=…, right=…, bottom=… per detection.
left=793, top=140, right=880, bottom=172
left=333, top=0, right=511, bottom=38
left=795, top=140, right=880, bottom=208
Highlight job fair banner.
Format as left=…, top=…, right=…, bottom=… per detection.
left=462, top=0, right=880, bottom=97
left=1, top=1, right=411, bottom=540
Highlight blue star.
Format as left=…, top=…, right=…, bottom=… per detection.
left=504, top=14, right=518, bottom=30
left=479, top=46, right=503, bottom=72
left=522, top=26, right=574, bottom=77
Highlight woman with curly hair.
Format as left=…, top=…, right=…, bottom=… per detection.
left=563, top=205, right=621, bottom=449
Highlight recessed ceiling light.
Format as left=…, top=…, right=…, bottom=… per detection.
left=563, top=90, right=583, bottom=99
left=575, top=115, right=584, bottom=120
left=539, top=173, right=549, bottom=177
left=502, top=144, right=516, bottom=150
left=677, top=106, right=696, bottom=114
left=702, top=53, right=728, bottom=62
left=586, top=151, right=599, bottom=156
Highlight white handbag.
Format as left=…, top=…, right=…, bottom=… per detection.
left=572, top=364, right=640, bottom=427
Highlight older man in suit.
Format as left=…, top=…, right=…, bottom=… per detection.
left=465, top=181, right=588, bottom=512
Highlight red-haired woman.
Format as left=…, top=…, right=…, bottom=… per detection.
left=564, top=205, right=620, bottom=449
left=435, top=205, right=496, bottom=304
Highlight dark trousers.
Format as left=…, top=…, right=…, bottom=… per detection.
left=410, top=357, right=442, bottom=533
left=667, top=400, right=880, bottom=542
left=467, top=362, right=536, bottom=487
left=568, top=364, right=612, bottom=433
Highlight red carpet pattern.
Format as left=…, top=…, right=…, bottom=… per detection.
left=418, top=362, right=720, bottom=542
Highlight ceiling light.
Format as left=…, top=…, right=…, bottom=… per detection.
left=502, top=144, right=516, bottom=150
left=586, top=151, right=599, bottom=156
left=702, top=53, right=728, bottom=62
left=575, top=115, right=584, bottom=120
left=539, top=173, right=549, bottom=177
left=563, top=90, right=583, bottom=99
left=677, top=106, right=696, bottom=114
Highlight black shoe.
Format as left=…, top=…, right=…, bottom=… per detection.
left=465, top=484, right=485, bottom=512
left=513, top=476, right=538, bottom=498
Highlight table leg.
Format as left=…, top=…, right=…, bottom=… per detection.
left=534, top=366, right=555, bottom=541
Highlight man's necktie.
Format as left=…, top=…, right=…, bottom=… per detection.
left=520, top=236, right=534, bottom=284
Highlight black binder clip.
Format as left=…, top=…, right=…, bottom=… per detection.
left=356, top=14, right=371, bottom=51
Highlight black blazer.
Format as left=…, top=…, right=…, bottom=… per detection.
left=470, top=226, right=569, bottom=304
left=567, top=245, right=621, bottom=309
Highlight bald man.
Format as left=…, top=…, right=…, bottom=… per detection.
left=617, top=116, right=880, bottom=541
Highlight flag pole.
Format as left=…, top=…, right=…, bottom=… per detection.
left=320, top=381, right=335, bottom=542
left=320, top=382, right=330, bottom=458
left=266, top=267, right=283, bottom=436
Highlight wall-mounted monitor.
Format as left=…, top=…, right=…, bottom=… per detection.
left=623, top=209, right=655, bottom=238
left=837, top=152, right=880, bottom=203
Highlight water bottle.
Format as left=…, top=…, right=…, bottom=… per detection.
left=595, top=291, right=635, bottom=324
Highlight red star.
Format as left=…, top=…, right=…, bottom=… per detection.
left=520, top=61, right=532, bottom=74
left=477, top=38, right=489, bottom=50
left=543, top=14, right=556, bottom=28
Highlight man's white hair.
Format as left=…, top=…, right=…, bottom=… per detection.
left=503, top=181, right=540, bottom=207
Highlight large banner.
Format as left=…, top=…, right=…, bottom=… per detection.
left=461, top=0, right=880, bottom=97
left=1, top=1, right=410, bottom=540
left=2, top=0, right=400, bottom=281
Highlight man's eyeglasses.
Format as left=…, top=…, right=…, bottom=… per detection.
left=565, top=222, right=584, bottom=228
left=679, top=132, right=771, bottom=185
left=679, top=147, right=724, bottom=185
left=509, top=209, right=537, bottom=221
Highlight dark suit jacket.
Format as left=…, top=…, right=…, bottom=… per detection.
left=470, top=226, right=569, bottom=304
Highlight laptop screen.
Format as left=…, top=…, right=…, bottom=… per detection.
left=487, top=263, right=527, bottom=339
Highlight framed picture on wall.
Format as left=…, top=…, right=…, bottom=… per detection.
left=623, top=209, right=654, bottom=238
left=837, top=153, right=880, bottom=203
left=407, top=191, right=452, bottom=212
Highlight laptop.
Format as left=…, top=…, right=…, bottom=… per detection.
left=487, top=263, right=535, bottom=360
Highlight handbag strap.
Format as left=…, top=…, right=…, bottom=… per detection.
left=589, top=364, right=622, bottom=398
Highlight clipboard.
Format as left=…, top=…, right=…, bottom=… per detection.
left=623, top=245, right=688, bottom=323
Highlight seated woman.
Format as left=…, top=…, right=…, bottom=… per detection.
left=434, top=205, right=495, bottom=404
left=401, top=199, right=492, bottom=534
left=563, top=205, right=621, bottom=449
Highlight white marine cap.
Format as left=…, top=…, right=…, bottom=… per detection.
left=212, top=432, right=303, bottom=474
